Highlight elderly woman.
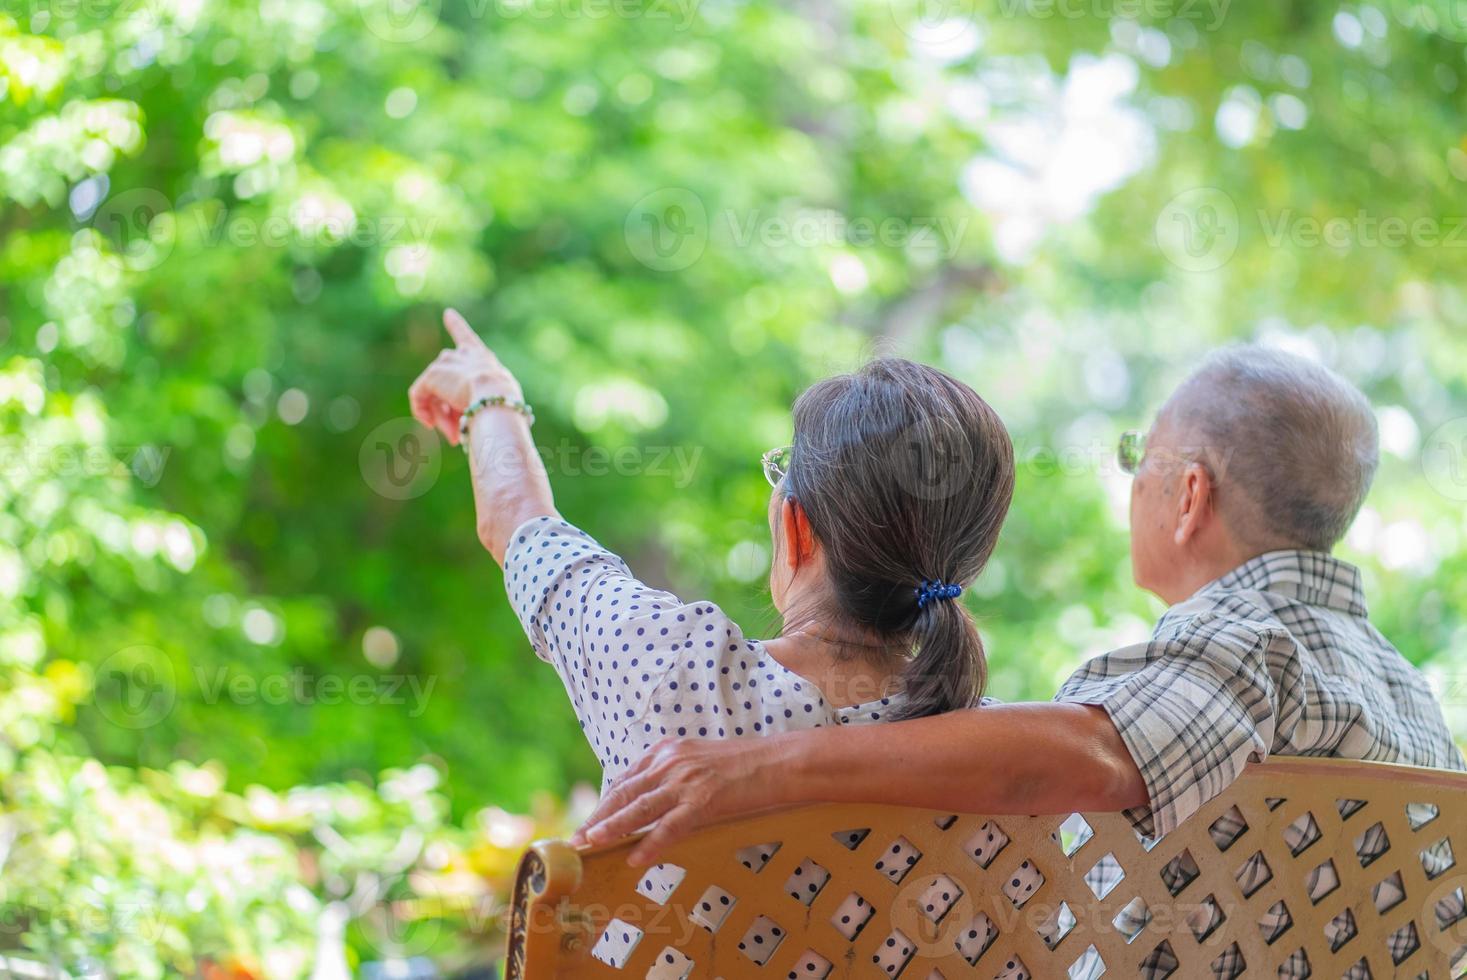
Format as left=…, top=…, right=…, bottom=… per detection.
left=409, top=309, right=1029, bottom=974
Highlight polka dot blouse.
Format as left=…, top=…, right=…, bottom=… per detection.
left=503, top=516, right=905, bottom=788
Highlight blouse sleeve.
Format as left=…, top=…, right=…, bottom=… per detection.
left=503, top=516, right=784, bottom=779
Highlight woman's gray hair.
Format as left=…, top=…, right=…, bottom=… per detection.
left=1163, top=345, right=1379, bottom=553
left=781, top=358, right=1015, bottom=719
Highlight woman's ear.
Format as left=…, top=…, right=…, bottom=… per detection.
left=781, top=497, right=818, bottom=569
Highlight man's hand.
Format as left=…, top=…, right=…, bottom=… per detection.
left=408, top=308, right=524, bottom=445
left=571, top=736, right=786, bottom=867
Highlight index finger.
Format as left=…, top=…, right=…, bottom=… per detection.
left=580, top=783, right=677, bottom=849
left=573, top=760, right=658, bottom=845
left=626, top=802, right=700, bottom=868
left=443, top=307, right=486, bottom=350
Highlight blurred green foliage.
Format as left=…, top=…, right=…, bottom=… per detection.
left=2, top=0, right=1467, bottom=973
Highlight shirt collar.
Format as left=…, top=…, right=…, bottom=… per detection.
left=834, top=695, right=897, bottom=724
left=1197, top=549, right=1369, bottom=617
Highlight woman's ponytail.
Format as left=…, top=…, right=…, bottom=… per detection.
left=894, top=596, right=986, bottom=719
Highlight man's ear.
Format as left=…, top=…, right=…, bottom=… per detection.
left=1174, top=461, right=1214, bottom=546
left=781, top=497, right=818, bottom=570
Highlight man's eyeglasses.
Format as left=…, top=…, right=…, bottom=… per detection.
left=1118, top=430, right=1146, bottom=475
left=762, top=445, right=792, bottom=487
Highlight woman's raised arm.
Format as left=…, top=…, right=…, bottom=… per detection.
left=407, top=309, right=558, bottom=564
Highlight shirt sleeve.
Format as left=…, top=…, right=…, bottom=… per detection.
left=1053, top=613, right=1282, bottom=839
left=502, top=516, right=761, bottom=780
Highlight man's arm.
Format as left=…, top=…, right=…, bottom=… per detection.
left=574, top=702, right=1148, bottom=866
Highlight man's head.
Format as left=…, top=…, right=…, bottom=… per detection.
left=1129, top=345, right=1380, bottom=604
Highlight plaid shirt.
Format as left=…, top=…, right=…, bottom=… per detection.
left=1052, top=550, right=1464, bottom=979
left=1053, top=549, right=1465, bottom=840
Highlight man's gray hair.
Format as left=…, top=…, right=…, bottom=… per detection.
left=1162, top=345, right=1380, bottom=553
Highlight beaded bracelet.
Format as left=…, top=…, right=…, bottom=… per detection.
left=458, top=393, right=535, bottom=446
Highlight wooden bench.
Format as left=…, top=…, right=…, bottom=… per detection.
left=506, top=758, right=1467, bottom=979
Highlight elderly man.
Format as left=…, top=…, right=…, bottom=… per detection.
left=575, top=347, right=1464, bottom=921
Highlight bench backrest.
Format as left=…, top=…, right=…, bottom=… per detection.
left=506, top=758, right=1467, bottom=979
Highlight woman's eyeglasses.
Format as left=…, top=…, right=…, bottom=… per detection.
left=1117, top=430, right=1146, bottom=475
left=762, top=445, right=792, bottom=487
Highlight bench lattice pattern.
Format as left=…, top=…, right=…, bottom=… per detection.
left=507, top=759, right=1467, bottom=980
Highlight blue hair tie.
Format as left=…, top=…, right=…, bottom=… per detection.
left=915, top=579, right=963, bottom=609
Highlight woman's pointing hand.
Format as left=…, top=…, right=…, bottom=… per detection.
left=408, top=308, right=523, bottom=445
